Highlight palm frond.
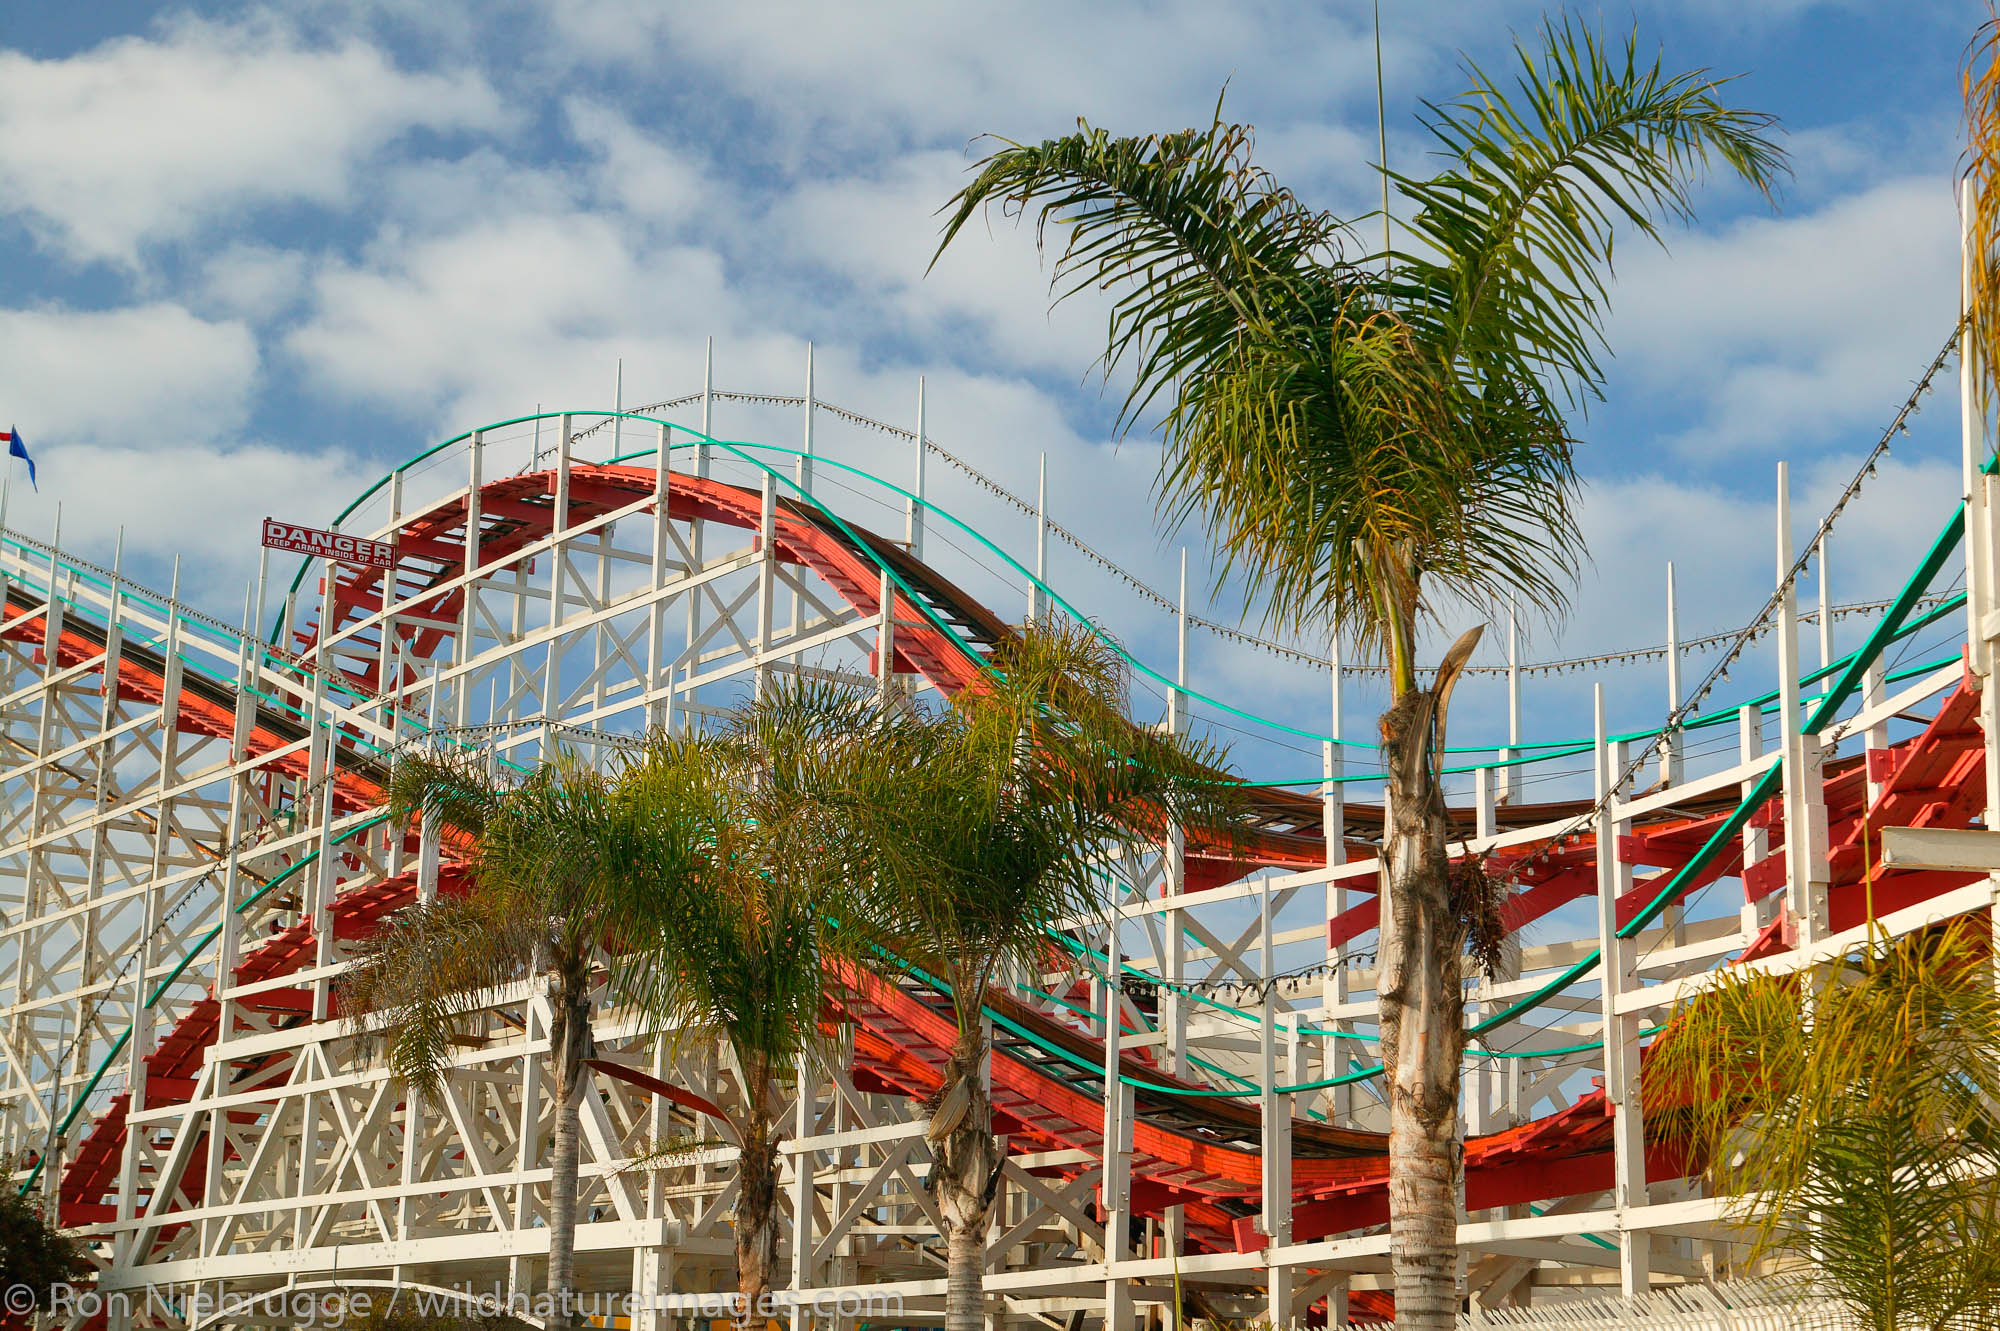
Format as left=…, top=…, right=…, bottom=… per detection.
left=933, top=26, right=1782, bottom=666
left=933, top=105, right=1350, bottom=434
left=337, top=892, right=542, bottom=1097
left=359, top=745, right=692, bottom=1095
left=1165, top=307, right=1585, bottom=656
left=605, top=700, right=881, bottom=1110
left=1645, top=917, right=2000, bottom=1326
left=386, top=749, right=505, bottom=836
left=835, top=621, right=1241, bottom=1031
left=1386, top=18, right=1787, bottom=404
left=1966, top=9, right=2000, bottom=423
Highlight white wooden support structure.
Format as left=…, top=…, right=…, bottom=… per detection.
left=1101, top=917, right=1135, bottom=1331
left=1775, top=462, right=1831, bottom=944
left=1595, top=684, right=1649, bottom=1296
left=0, top=355, right=1988, bottom=1327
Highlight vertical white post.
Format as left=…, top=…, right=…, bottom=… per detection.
left=554, top=413, right=574, bottom=537
left=456, top=432, right=485, bottom=725
left=1595, top=684, right=1650, bottom=1295
left=1032, top=452, right=1048, bottom=623
left=1498, top=599, right=1522, bottom=804
left=1817, top=537, right=1834, bottom=696
left=253, top=546, right=271, bottom=653
left=538, top=418, right=574, bottom=750
left=1775, top=462, right=1830, bottom=944
left=466, top=432, right=485, bottom=576
left=207, top=593, right=254, bottom=1267
left=614, top=356, right=624, bottom=458
left=790, top=1051, right=815, bottom=1331
left=701, top=338, right=714, bottom=467
left=1174, top=549, right=1189, bottom=720
left=875, top=567, right=896, bottom=701
left=754, top=461, right=776, bottom=699
left=1259, top=878, right=1293, bottom=1325
left=1322, top=636, right=1351, bottom=1124
left=684, top=341, right=715, bottom=732
left=1101, top=915, right=1134, bottom=1331
left=116, top=556, right=186, bottom=1239
left=907, top=377, right=927, bottom=560
left=799, top=341, right=815, bottom=498
left=1740, top=704, right=1770, bottom=937
left=793, top=343, right=815, bottom=641
left=1959, top=184, right=2000, bottom=918
left=1862, top=655, right=1890, bottom=806
left=1160, top=546, right=1190, bottom=1261
left=649, top=421, right=672, bottom=732
left=382, top=462, right=405, bottom=703
left=1660, top=562, right=1682, bottom=788
left=306, top=550, right=341, bottom=1018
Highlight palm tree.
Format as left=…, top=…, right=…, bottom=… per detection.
left=608, top=686, right=893, bottom=1326
left=344, top=698, right=877, bottom=1330
left=932, top=21, right=1785, bottom=1327
left=1965, top=12, right=2000, bottom=415
left=339, top=748, right=674, bottom=1331
left=1644, top=917, right=2000, bottom=1330
left=0, top=1156, right=89, bottom=1310
left=813, top=621, right=1233, bottom=1331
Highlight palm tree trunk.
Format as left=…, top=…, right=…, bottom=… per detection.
left=547, top=976, right=593, bottom=1331
left=933, top=1035, right=1002, bottom=1331
left=734, top=1078, right=783, bottom=1328
left=1378, top=686, right=1466, bottom=1331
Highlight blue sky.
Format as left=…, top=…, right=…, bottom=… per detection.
left=0, top=1, right=1978, bottom=769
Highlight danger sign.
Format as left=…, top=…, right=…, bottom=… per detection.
left=262, top=519, right=398, bottom=569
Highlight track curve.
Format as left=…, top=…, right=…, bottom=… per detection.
left=26, top=444, right=1986, bottom=1298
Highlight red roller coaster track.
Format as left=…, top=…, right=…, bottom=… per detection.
left=17, top=461, right=1986, bottom=1310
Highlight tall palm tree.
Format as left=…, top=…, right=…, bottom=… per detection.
left=1645, top=917, right=2000, bottom=1330
left=932, top=21, right=1785, bottom=1327
left=815, top=621, right=1233, bottom=1331
left=609, top=686, right=894, bottom=1326
left=339, top=748, right=675, bottom=1331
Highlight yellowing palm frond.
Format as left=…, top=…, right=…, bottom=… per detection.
left=1966, top=10, right=2000, bottom=423
left=1645, top=918, right=2000, bottom=1328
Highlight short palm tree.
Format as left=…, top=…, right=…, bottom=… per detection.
left=339, top=748, right=671, bottom=1331
left=609, top=688, right=890, bottom=1326
left=816, top=620, right=1233, bottom=1331
left=934, top=21, right=1784, bottom=1327
left=1645, top=917, right=2000, bottom=1330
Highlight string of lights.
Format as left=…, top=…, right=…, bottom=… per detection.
left=1109, top=955, right=1376, bottom=1005
left=1475, top=321, right=1963, bottom=965
left=593, top=386, right=1953, bottom=681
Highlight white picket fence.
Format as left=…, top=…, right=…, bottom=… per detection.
left=1458, top=1279, right=1852, bottom=1331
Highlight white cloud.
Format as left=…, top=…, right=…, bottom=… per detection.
left=0, top=438, right=384, bottom=610
left=0, top=0, right=1963, bottom=776
left=0, top=303, right=258, bottom=444
left=1604, top=175, right=1958, bottom=458
left=565, top=98, right=714, bottom=225
left=769, top=149, right=1114, bottom=376
left=0, top=13, right=510, bottom=264
left=197, top=244, right=311, bottom=321
left=287, top=207, right=737, bottom=428
left=542, top=0, right=1398, bottom=153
